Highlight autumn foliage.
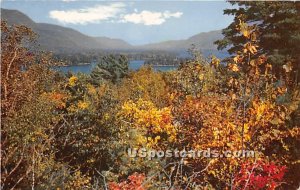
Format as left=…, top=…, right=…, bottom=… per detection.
left=1, top=4, right=300, bottom=190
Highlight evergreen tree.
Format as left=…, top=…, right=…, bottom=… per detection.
left=90, top=54, right=129, bottom=85
left=215, top=2, right=300, bottom=81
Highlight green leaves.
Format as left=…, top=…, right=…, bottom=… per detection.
left=215, top=2, right=300, bottom=82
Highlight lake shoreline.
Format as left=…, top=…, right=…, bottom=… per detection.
left=56, top=62, right=178, bottom=67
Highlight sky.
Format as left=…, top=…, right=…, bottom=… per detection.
left=1, top=1, right=235, bottom=45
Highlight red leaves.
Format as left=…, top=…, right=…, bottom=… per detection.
left=109, top=172, right=146, bottom=190
left=161, top=112, right=171, bottom=124
left=234, top=160, right=287, bottom=190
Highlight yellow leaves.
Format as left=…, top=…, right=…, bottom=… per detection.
left=104, top=113, right=110, bottom=120
left=242, top=30, right=250, bottom=38
left=238, top=19, right=259, bottom=42
left=208, top=169, right=217, bottom=177
left=137, top=135, right=147, bottom=145
left=68, top=100, right=90, bottom=112
left=253, top=101, right=267, bottom=120
left=66, top=170, right=91, bottom=190
left=228, top=63, right=239, bottom=72
left=236, top=20, right=260, bottom=56
left=244, top=42, right=258, bottom=54
left=213, top=128, right=219, bottom=140
left=77, top=100, right=89, bottom=110
left=211, top=56, right=220, bottom=67
left=120, top=98, right=176, bottom=147
left=198, top=73, right=204, bottom=80
left=248, top=100, right=286, bottom=130
left=86, top=84, right=96, bottom=95
left=165, top=124, right=176, bottom=142
left=231, top=64, right=239, bottom=72
left=146, top=135, right=162, bottom=148
left=119, top=66, right=169, bottom=106
left=155, top=135, right=161, bottom=141
left=283, top=62, right=293, bottom=73
left=243, top=123, right=251, bottom=141
left=265, top=63, right=272, bottom=71
left=68, top=76, right=78, bottom=87
left=233, top=56, right=238, bottom=63
left=169, top=92, right=176, bottom=102
left=238, top=19, right=250, bottom=39
left=226, top=142, right=232, bottom=148
left=248, top=55, right=267, bottom=73
left=250, top=60, right=256, bottom=67
left=233, top=55, right=244, bottom=64
left=227, top=77, right=239, bottom=87
left=231, top=93, right=237, bottom=101
left=121, top=101, right=136, bottom=115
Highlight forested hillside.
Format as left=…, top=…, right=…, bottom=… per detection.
left=1, top=8, right=133, bottom=52
left=1, top=8, right=223, bottom=54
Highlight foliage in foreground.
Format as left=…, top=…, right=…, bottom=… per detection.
left=1, top=5, right=300, bottom=190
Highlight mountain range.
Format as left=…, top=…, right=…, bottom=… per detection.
left=1, top=8, right=223, bottom=53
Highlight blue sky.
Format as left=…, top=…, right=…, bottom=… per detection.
left=1, top=1, right=235, bottom=45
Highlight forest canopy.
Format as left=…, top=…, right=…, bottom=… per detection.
left=1, top=2, right=300, bottom=190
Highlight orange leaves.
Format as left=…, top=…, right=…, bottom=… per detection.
left=257, top=55, right=267, bottom=65
left=277, top=87, right=287, bottom=95
left=109, top=172, right=146, bottom=190
left=174, top=94, right=244, bottom=150
left=42, top=92, right=68, bottom=109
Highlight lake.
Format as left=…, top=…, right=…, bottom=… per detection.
left=53, top=60, right=178, bottom=74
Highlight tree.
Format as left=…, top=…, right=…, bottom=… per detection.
left=1, top=21, right=36, bottom=116
left=0, top=21, right=70, bottom=189
left=215, top=2, right=300, bottom=81
left=90, top=54, right=129, bottom=85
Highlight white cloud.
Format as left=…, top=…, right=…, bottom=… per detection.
left=49, top=3, right=125, bottom=24
left=163, top=11, right=183, bottom=19
left=49, top=4, right=182, bottom=26
left=121, top=10, right=183, bottom=26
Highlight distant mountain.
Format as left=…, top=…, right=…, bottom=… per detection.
left=1, top=8, right=224, bottom=54
left=1, top=8, right=133, bottom=52
left=94, top=37, right=132, bottom=50
left=138, top=30, right=222, bottom=52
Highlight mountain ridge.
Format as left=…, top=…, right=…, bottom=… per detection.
left=1, top=8, right=223, bottom=53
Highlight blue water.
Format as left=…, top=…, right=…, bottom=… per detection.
left=53, top=60, right=177, bottom=74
